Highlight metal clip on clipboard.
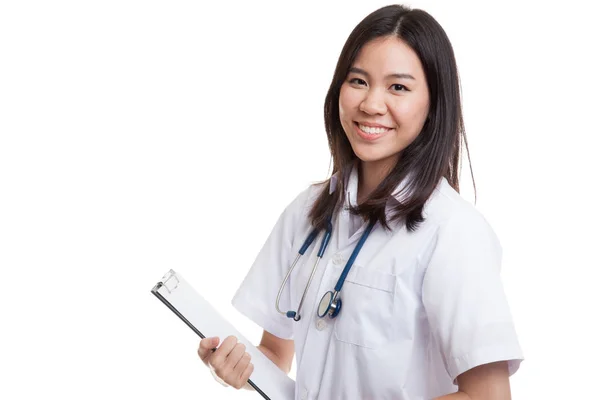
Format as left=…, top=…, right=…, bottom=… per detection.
left=151, top=270, right=295, bottom=400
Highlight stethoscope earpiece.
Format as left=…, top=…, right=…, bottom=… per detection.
left=284, top=310, right=302, bottom=321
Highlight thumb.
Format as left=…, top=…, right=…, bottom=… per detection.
left=199, top=336, right=219, bottom=353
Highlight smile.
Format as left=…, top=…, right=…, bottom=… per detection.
left=354, top=122, right=393, bottom=141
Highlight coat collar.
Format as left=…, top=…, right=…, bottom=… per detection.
left=329, top=164, right=414, bottom=207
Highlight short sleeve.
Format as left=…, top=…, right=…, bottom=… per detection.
left=422, top=209, right=524, bottom=384
left=231, top=187, right=313, bottom=340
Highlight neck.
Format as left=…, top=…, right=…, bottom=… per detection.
left=357, top=158, right=397, bottom=203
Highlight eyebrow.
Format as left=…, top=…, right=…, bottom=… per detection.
left=348, top=67, right=416, bottom=80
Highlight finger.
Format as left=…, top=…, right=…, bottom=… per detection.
left=223, top=343, right=246, bottom=371
left=198, top=337, right=219, bottom=362
left=235, top=362, right=254, bottom=389
left=233, top=352, right=251, bottom=375
left=200, top=337, right=219, bottom=350
left=210, top=336, right=238, bottom=370
left=198, top=337, right=219, bottom=363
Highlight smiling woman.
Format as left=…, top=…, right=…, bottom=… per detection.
left=199, top=4, right=524, bottom=400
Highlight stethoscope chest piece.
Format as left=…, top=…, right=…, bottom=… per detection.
left=318, top=290, right=342, bottom=318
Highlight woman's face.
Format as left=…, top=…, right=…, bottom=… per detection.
left=339, top=36, right=430, bottom=173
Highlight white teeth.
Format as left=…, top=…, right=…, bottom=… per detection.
left=359, top=124, right=390, bottom=134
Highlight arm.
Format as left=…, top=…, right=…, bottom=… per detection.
left=257, top=330, right=295, bottom=374
left=434, top=361, right=511, bottom=400
left=242, top=330, right=295, bottom=391
left=422, top=211, right=523, bottom=400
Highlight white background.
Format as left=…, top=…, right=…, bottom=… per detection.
left=1, top=0, right=599, bottom=399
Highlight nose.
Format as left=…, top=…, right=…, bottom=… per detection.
left=359, top=88, right=387, bottom=115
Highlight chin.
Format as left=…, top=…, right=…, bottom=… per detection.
left=352, top=148, right=387, bottom=163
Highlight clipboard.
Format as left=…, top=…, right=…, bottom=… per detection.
left=151, top=269, right=295, bottom=400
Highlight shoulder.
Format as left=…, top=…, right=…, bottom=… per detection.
left=417, top=179, right=505, bottom=279
left=281, top=180, right=328, bottom=221
left=421, top=178, right=502, bottom=257
left=425, top=178, right=496, bottom=232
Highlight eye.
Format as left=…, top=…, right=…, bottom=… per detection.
left=391, top=84, right=409, bottom=92
left=349, top=77, right=367, bottom=86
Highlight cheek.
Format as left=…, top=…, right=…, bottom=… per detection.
left=391, top=99, right=429, bottom=130
left=339, top=86, right=360, bottom=119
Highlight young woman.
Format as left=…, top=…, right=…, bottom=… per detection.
left=198, top=5, right=523, bottom=399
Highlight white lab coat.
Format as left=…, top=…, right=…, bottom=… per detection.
left=232, top=168, right=523, bottom=400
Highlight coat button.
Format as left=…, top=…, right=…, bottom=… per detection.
left=300, top=388, right=309, bottom=400
left=333, top=253, right=344, bottom=265
left=316, top=319, right=327, bottom=331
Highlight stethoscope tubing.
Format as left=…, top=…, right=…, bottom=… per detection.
left=276, top=221, right=331, bottom=320
left=333, top=219, right=375, bottom=292
left=276, top=217, right=374, bottom=321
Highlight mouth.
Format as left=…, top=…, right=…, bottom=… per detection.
left=353, top=122, right=393, bottom=141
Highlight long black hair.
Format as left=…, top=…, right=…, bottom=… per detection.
left=309, top=4, right=474, bottom=232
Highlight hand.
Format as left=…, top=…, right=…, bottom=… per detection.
left=197, top=335, right=254, bottom=390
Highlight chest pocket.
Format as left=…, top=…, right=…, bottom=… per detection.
left=331, top=264, right=397, bottom=349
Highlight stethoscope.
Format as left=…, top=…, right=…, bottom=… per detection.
left=275, top=217, right=376, bottom=321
